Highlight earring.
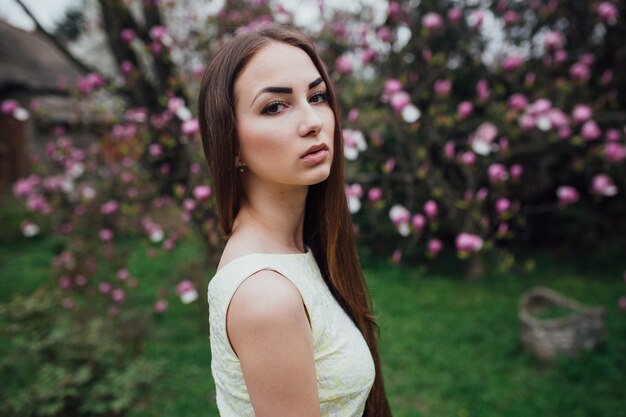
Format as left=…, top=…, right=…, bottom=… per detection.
left=237, top=163, right=246, bottom=173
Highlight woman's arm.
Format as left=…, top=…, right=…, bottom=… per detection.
left=227, top=270, right=321, bottom=417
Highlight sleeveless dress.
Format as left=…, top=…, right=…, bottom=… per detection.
left=207, top=247, right=375, bottom=416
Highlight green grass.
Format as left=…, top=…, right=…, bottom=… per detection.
left=1, top=200, right=625, bottom=417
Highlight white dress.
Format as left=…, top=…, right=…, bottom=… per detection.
left=207, top=247, right=375, bottom=416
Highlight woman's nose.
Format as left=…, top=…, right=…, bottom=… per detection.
left=297, top=104, right=323, bottom=137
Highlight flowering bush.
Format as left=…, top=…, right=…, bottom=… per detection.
left=0, top=287, right=159, bottom=417
left=8, top=0, right=626, bottom=287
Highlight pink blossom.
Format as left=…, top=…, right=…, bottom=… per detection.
left=601, top=70, right=613, bottom=86
left=518, top=114, right=536, bottom=130
left=117, top=269, right=130, bottom=281
left=456, top=233, right=484, bottom=254
left=346, top=183, right=363, bottom=213
left=347, top=109, right=359, bottom=123
left=167, top=97, right=185, bottom=113
left=557, top=186, right=579, bottom=205
left=476, top=187, right=489, bottom=202
left=510, top=164, right=523, bottom=180
left=13, top=175, right=40, bottom=198
left=619, top=297, right=626, bottom=312
left=193, top=185, right=212, bottom=201
left=553, top=49, right=568, bottom=64
left=58, top=276, right=72, bottom=290
left=73, top=275, right=87, bottom=286
left=176, top=279, right=195, bottom=294
left=528, top=99, right=552, bottom=116
left=1, top=99, right=19, bottom=114
left=361, top=48, right=377, bottom=65
left=488, top=163, right=509, bottom=184
left=423, top=200, right=438, bottom=219
left=604, top=143, right=626, bottom=163
left=20, top=220, right=39, bottom=237
left=447, top=7, right=463, bottom=23
left=368, top=187, right=383, bottom=202
left=495, top=198, right=511, bottom=216
left=544, top=31, right=564, bottom=50
left=475, top=122, right=498, bottom=143
left=120, top=28, right=135, bottom=43
left=497, top=222, right=509, bottom=237
left=470, top=10, right=485, bottom=29
left=422, top=48, right=432, bottom=63
left=183, top=198, right=197, bottom=212
left=176, top=280, right=198, bottom=304
left=503, top=10, right=520, bottom=26
left=99, top=228, right=114, bottom=241
left=502, top=55, right=524, bottom=72
left=182, top=119, right=199, bottom=136
left=597, top=2, right=618, bottom=25
left=572, top=104, right=593, bottom=124
left=444, top=141, right=455, bottom=160
left=434, top=79, right=452, bottom=97
left=606, top=129, right=621, bottom=141
left=154, top=299, right=168, bottom=313
left=411, top=214, right=426, bottom=231
left=459, top=151, right=476, bottom=167
left=592, top=174, right=618, bottom=197
left=389, top=205, right=410, bottom=226
left=548, top=109, right=570, bottom=129
left=457, top=101, right=473, bottom=119
left=110, top=288, right=125, bottom=303
left=476, top=79, right=490, bottom=102
left=335, top=55, right=353, bottom=74
left=390, top=205, right=411, bottom=236
left=422, top=12, right=443, bottom=32
left=384, top=79, right=403, bottom=95
left=391, top=249, right=402, bottom=264
left=427, top=239, right=443, bottom=257
left=581, top=120, right=602, bottom=141
left=377, top=26, right=394, bottom=42
left=100, top=200, right=119, bottom=215
left=508, top=93, right=527, bottom=111
left=569, top=62, right=590, bottom=82
left=390, top=91, right=411, bottom=113
left=120, top=60, right=133, bottom=76
left=149, top=25, right=167, bottom=41
left=384, top=158, right=396, bottom=173
left=99, top=282, right=112, bottom=294
left=499, top=137, right=509, bottom=154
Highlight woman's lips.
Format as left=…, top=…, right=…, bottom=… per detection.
left=301, top=148, right=329, bottom=165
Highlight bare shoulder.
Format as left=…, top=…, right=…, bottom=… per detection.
left=228, top=270, right=305, bottom=329
left=227, top=270, right=320, bottom=416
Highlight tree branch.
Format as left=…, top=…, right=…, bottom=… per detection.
left=14, top=0, right=95, bottom=75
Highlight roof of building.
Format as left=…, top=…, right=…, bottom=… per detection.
left=0, top=20, right=84, bottom=94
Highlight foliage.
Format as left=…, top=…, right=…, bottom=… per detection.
left=0, top=286, right=160, bottom=417
left=2, top=234, right=625, bottom=417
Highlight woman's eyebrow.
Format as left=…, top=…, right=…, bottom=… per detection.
left=249, top=77, right=324, bottom=108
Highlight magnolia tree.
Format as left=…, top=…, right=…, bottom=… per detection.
left=311, top=0, right=625, bottom=274
left=7, top=0, right=626, bottom=314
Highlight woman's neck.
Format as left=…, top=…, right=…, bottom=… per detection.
left=231, top=183, right=308, bottom=253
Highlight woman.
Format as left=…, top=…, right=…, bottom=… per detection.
left=198, top=23, right=392, bottom=417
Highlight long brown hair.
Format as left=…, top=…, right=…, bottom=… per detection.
left=198, top=23, right=392, bottom=417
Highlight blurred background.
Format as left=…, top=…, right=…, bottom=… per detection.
left=1, top=0, right=625, bottom=416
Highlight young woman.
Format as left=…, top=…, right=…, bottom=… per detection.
left=198, top=23, right=392, bottom=417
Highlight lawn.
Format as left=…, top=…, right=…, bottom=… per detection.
left=1, top=201, right=625, bottom=417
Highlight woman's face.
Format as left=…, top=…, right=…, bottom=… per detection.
left=234, top=42, right=335, bottom=191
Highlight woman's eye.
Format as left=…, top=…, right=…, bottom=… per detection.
left=261, top=101, right=285, bottom=115
left=310, top=91, right=328, bottom=103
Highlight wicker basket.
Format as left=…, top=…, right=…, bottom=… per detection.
left=519, top=287, right=606, bottom=362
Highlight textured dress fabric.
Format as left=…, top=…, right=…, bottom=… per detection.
left=207, top=247, right=375, bottom=417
